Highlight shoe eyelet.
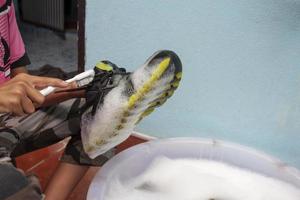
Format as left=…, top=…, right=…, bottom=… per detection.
left=109, top=78, right=114, bottom=85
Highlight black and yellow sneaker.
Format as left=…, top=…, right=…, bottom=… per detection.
left=81, top=50, right=182, bottom=158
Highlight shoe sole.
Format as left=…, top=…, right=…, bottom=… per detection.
left=82, top=50, right=182, bottom=158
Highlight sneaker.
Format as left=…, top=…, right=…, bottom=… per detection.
left=81, top=50, right=182, bottom=158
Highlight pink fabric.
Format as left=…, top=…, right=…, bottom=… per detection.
left=0, top=0, right=4, bottom=7
left=0, top=1, right=26, bottom=84
left=0, top=73, right=7, bottom=84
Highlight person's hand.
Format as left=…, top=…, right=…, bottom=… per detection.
left=0, top=73, right=68, bottom=115
left=6, top=73, right=68, bottom=90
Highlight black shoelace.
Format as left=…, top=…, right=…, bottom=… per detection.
left=77, top=70, right=130, bottom=116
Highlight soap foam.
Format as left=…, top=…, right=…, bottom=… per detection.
left=81, top=78, right=129, bottom=156
left=104, top=157, right=300, bottom=200
left=81, top=59, right=176, bottom=158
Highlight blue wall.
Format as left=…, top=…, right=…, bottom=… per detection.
left=85, top=0, right=300, bottom=168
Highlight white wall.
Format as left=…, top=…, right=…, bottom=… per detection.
left=85, top=0, right=300, bottom=168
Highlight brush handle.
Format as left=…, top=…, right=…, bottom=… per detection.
left=40, top=86, right=55, bottom=96
left=65, top=70, right=95, bottom=84
left=42, top=89, right=86, bottom=107
left=39, top=70, right=95, bottom=96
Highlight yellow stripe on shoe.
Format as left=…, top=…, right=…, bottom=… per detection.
left=176, top=72, right=182, bottom=79
left=127, top=57, right=171, bottom=109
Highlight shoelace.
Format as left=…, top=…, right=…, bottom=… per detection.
left=75, top=70, right=130, bottom=116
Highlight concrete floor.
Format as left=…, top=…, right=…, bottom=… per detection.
left=19, top=23, right=78, bottom=73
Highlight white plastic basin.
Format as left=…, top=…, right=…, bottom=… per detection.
left=87, top=138, right=300, bottom=200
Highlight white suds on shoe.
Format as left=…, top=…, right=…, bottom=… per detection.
left=81, top=78, right=129, bottom=157
left=104, top=157, right=300, bottom=200
left=81, top=59, right=176, bottom=158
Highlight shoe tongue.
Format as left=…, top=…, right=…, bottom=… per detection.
left=95, top=61, right=114, bottom=72
left=94, top=60, right=126, bottom=74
